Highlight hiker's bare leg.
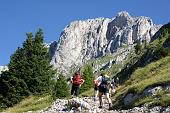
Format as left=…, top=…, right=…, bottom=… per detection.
left=95, top=90, right=99, bottom=99
left=106, top=93, right=112, bottom=104
left=98, top=92, right=103, bottom=108
left=105, top=93, right=112, bottom=109
left=109, top=88, right=112, bottom=96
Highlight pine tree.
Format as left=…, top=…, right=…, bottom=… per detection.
left=0, top=71, right=30, bottom=108
left=52, top=75, right=70, bottom=99
left=8, top=34, right=33, bottom=81
left=134, top=42, right=142, bottom=54
left=80, top=65, right=94, bottom=93
left=0, top=29, right=56, bottom=108
left=8, top=29, right=56, bottom=95
left=25, top=29, right=56, bottom=94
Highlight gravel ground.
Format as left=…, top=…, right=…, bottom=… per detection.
left=31, top=97, right=170, bottom=113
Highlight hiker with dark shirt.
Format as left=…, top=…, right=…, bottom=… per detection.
left=71, top=72, right=85, bottom=97
left=94, top=73, right=112, bottom=110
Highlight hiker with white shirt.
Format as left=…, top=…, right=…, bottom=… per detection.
left=94, top=73, right=112, bottom=110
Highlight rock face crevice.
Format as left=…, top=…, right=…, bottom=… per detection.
left=49, top=11, right=161, bottom=74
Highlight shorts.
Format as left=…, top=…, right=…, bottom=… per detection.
left=71, top=84, right=80, bottom=97
left=99, top=84, right=109, bottom=94
left=94, top=85, right=99, bottom=91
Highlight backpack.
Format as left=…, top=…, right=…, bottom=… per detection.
left=99, top=76, right=109, bottom=90
left=72, top=74, right=82, bottom=85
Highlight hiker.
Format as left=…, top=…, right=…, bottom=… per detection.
left=94, top=73, right=112, bottom=109
left=115, top=77, right=119, bottom=85
left=109, top=78, right=116, bottom=96
left=71, top=72, right=85, bottom=97
left=93, top=75, right=100, bottom=101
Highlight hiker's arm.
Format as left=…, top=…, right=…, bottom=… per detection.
left=81, top=79, right=85, bottom=84
left=80, top=79, right=85, bottom=86
left=70, top=77, right=73, bottom=83
left=79, top=79, right=84, bottom=87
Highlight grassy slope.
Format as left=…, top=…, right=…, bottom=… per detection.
left=112, top=22, right=170, bottom=109
left=2, top=95, right=53, bottom=113
left=113, top=56, right=170, bottom=109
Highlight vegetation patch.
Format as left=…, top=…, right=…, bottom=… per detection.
left=113, top=56, right=170, bottom=109
left=131, top=90, right=170, bottom=108
left=3, top=95, right=53, bottom=113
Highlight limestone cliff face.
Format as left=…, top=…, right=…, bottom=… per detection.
left=50, top=11, right=161, bottom=74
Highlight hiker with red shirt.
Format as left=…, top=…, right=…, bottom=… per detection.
left=71, top=72, right=85, bottom=97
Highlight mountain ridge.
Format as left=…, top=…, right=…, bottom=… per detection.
left=49, top=11, right=161, bottom=74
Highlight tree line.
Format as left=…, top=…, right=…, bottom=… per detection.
left=0, top=29, right=97, bottom=110
left=0, top=29, right=70, bottom=109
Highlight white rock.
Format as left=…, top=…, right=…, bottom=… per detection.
left=50, top=11, right=161, bottom=74
left=0, top=66, right=8, bottom=74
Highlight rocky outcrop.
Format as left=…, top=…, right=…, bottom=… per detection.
left=124, top=84, right=170, bottom=106
left=50, top=11, right=161, bottom=74
left=50, top=18, right=111, bottom=74
left=0, top=66, right=8, bottom=74
left=49, top=41, right=58, bottom=60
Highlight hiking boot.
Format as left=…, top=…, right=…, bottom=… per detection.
left=98, top=106, right=102, bottom=109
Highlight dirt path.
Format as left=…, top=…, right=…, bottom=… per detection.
left=36, top=97, right=170, bottom=113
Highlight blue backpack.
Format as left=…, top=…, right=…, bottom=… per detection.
left=99, top=76, right=109, bottom=90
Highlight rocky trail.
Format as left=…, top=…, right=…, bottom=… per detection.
left=34, top=97, right=170, bottom=113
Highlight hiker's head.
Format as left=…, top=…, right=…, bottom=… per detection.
left=100, top=73, right=104, bottom=76
left=75, top=72, right=79, bottom=75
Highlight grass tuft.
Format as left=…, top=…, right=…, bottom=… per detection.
left=3, top=95, right=53, bottom=113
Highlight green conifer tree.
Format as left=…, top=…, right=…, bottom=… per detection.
left=26, top=29, right=56, bottom=94
left=52, top=75, right=70, bottom=99
left=0, top=29, right=56, bottom=108
left=8, top=29, right=56, bottom=95
left=80, top=65, right=94, bottom=93
left=0, top=71, right=30, bottom=109
left=134, top=42, right=142, bottom=54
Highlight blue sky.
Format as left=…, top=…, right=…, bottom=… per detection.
left=0, top=0, right=170, bottom=66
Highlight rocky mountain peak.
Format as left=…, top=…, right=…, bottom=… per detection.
left=118, top=11, right=130, bottom=16
left=112, top=11, right=133, bottom=28
left=49, top=11, right=161, bottom=74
